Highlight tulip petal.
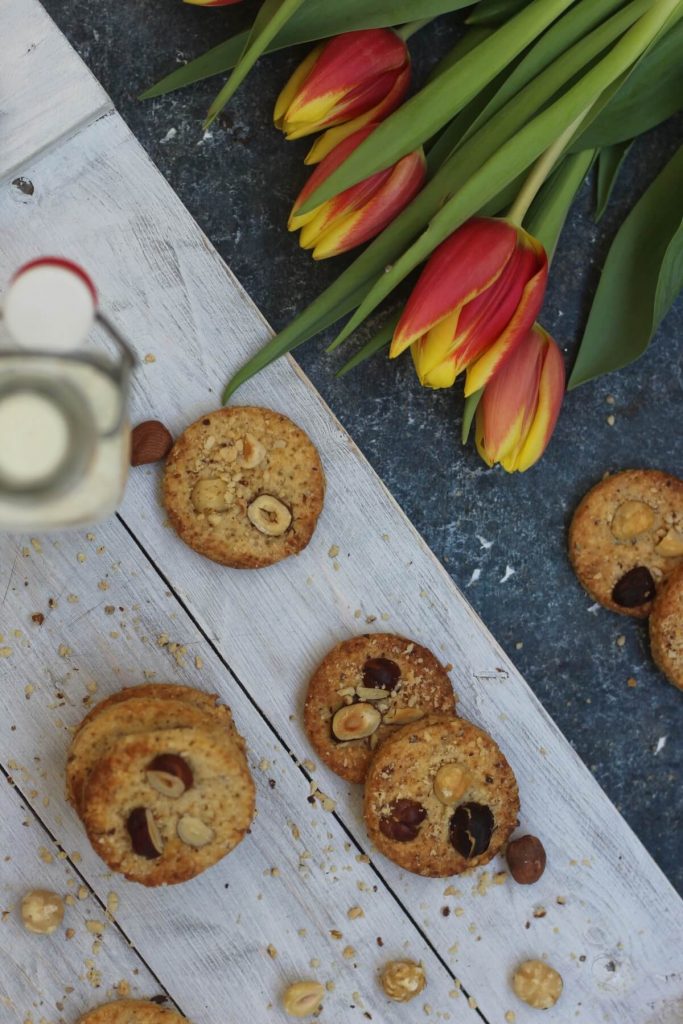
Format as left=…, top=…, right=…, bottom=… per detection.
left=477, top=327, right=544, bottom=466
left=304, top=63, right=411, bottom=164
left=464, top=230, right=548, bottom=396
left=391, top=218, right=518, bottom=358
left=311, top=149, right=425, bottom=259
left=274, top=46, right=322, bottom=128
left=515, top=328, right=565, bottom=471
left=411, top=309, right=459, bottom=383
left=289, top=125, right=378, bottom=232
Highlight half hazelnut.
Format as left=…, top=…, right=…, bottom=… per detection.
left=332, top=702, right=381, bottom=741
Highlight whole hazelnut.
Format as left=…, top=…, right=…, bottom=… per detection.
left=20, top=889, right=65, bottom=935
left=506, top=835, right=546, bottom=885
left=130, top=420, right=173, bottom=466
left=513, top=959, right=562, bottom=1009
left=380, top=959, right=426, bottom=1002
left=282, top=980, right=324, bottom=1018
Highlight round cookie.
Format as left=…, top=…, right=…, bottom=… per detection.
left=67, top=694, right=238, bottom=814
left=569, top=469, right=683, bottom=617
left=77, top=999, right=189, bottom=1023
left=81, top=726, right=255, bottom=885
left=163, top=406, right=325, bottom=569
left=304, top=634, right=456, bottom=783
left=363, top=715, right=519, bottom=877
left=649, top=563, right=683, bottom=690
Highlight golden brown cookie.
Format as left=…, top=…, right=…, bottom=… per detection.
left=649, top=563, right=683, bottom=690
left=304, top=634, right=456, bottom=783
left=363, top=715, right=519, bottom=877
left=81, top=726, right=255, bottom=886
left=163, top=406, right=325, bottom=569
left=569, top=469, right=683, bottom=617
left=67, top=693, right=237, bottom=814
left=77, top=999, right=189, bottom=1023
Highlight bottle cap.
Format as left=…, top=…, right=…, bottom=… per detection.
left=4, top=257, right=97, bottom=351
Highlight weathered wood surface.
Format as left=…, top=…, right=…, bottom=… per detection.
left=1, top=4, right=682, bottom=1024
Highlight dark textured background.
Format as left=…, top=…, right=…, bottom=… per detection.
left=42, top=1, right=682, bottom=891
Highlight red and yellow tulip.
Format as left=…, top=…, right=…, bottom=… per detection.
left=475, top=323, right=564, bottom=472
left=390, top=217, right=548, bottom=395
left=274, top=29, right=410, bottom=163
left=288, top=124, right=425, bottom=260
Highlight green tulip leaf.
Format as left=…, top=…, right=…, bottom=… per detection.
left=204, top=0, right=306, bottom=128
left=575, top=17, right=683, bottom=148
left=141, top=0, right=475, bottom=99
left=569, top=145, right=683, bottom=389
left=594, top=140, right=633, bottom=221
left=336, top=317, right=398, bottom=377
left=297, top=0, right=579, bottom=215
left=466, top=0, right=528, bottom=26
left=461, top=389, right=483, bottom=444
left=524, top=149, right=595, bottom=259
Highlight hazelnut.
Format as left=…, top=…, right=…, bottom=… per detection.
left=130, top=420, right=173, bottom=466
left=512, top=959, right=563, bottom=1009
left=363, top=657, right=400, bottom=690
left=433, top=764, right=469, bottom=806
left=655, top=528, right=683, bottom=557
left=382, top=706, right=424, bottom=725
left=241, top=433, right=266, bottom=469
left=126, top=807, right=164, bottom=859
left=612, top=565, right=655, bottom=607
left=146, top=753, right=193, bottom=798
left=247, top=494, right=292, bottom=536
left=355, top=685, right=390, bottom=701
left=177, top=815, right=214, bottom=848
left=379, top=799, right=427, bottom=842
left=20, top=889, right=64, bottom=935
left=191, top=478, right=230, bottom=514
left=380, top=959, right=426, bottom=1002
left=610, top=500, right=655, bottom=540
left=506, top=834, right=546, bottom=884
left=332, top=702, right=381, bottom=741
left=449, top=802, right=494, bottom=858
left=282, top=980, right=324, bottom=1018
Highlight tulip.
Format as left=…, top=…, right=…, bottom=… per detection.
left=475, top=323, right=564, bottom=473
left=390, top=217, right=548, bottom=395
left=274, top=29, right=410, bottom=163
left=288, top=124, right=425, bottom=260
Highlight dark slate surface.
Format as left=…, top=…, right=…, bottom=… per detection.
left=41, top=1, right=682, bottom=892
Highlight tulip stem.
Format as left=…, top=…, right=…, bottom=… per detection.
left=396, top=18, right=434, bottom=41
left=507, top=107, right=593, bottom=227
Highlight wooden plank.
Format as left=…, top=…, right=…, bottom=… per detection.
left=0, top=773, right=175, bottom=1023
left=0, top=0, right=110, bottom=182
left=2, top=109, right=681, bottom=1024
left=0, top=524, right=480, bottom=1024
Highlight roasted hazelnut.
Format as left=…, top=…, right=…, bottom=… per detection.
left=146, top=753, right=193, bottom=798
left=433, top=764, right=469, bottom=806
left=363, top=657, right=400, bottom=690
left=282, top=980, right=324, bottom=1018
left=610, top=500, right=655, bottom=540
left=247, top=494, right=292, bottom=536
left=379, top=799, right=427, bottom=842
left=612, top=565, right=655, bottom=607
left=20, top=889, right=64, bottom=935
left=177, top=815, right=214, bottom=848
left=506, top=834, right=546, bottom=884
left=449, top=802, right=494, bottom=858
left=332, top=702, right=381, bottom=741
left=241, top=432, right=266, bottom=469
left=513, top=959, right=563, bottom=1009
left=130, top=420, right=173, bottom=466
left=380, top=959, right=426, bottom=1002
left=126, top=807, right=163, bottom=859
left=655, top=528, right=683, bottom=557
left=382, top=706, right=425, bottom=725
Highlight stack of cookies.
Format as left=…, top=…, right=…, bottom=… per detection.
left=66, top=684, right=255, bottom=886
left=569, top=469, right=683, bottom=690
left=304, top=633, right=520, bottom=877
left=77, top=1001, right=189, bottom=1024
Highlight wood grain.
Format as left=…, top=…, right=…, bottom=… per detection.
left=0, top=0, right=110, bottom=182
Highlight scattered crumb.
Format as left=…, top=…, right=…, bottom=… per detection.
left=627, top=677, right=637, bottom=688
left=328, top=545, right=340, bottom=558
left=266, top=944, right=277, bottom=959
left=143, top=353, right=156, bottom=364
left=654, top=736, right=667, bottom=755
left=606, top=414, right=615, bottom=426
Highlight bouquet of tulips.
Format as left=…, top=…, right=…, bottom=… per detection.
left=144, top=0, right=683, bottom=472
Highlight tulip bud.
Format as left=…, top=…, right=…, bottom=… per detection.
left=274, top=30, right=410, bottom=163
left=475, top=324, right=565, bottom=473
left=391, top=218, right=548, bottom=393
left=288, top=124, right=425, bottom=259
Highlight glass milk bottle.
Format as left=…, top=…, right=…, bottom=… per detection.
left=0, top=258, right=134, bottom=530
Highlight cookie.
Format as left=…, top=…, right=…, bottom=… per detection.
left=304, top=634, right=456, bottom=783
left=363, top=715, right=519, bottom=877
left=649, top=563, right=683, bottom=690
left=77, top=999, right=188, bottom=1023
left=569, top=469, right=683, bottom=617
left=67, top=693, right=237, bottom=814
left=81, top=726, right=255, bottom=886
left=163, top=406, right=325, bottom=569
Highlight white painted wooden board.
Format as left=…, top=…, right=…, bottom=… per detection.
left=1, top=5, right=682, bottom=1024
left=0, top=0, right=110, bottom=181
